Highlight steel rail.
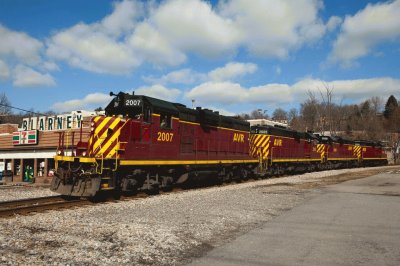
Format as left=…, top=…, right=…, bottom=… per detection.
left=0, top=196, right=91, bottom=218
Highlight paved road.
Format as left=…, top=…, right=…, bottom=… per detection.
left=189, top=170, right=400, bottom=266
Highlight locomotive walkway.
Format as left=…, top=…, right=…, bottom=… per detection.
left=189, top=170, right=400, bottom=266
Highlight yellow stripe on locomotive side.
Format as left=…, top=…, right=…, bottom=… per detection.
left=272, top=158, right=322, bottom=163
left=156, top=113, right=249, bottom=133
left=120, top=159, right=259, bottom=166
left=327, top=158, right=358, bottom=161
left=53, top=156, right=386, bottom=164
left=180, top=120, right=200, bottom=126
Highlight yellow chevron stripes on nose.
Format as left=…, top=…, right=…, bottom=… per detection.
left=249, top=134, right=270, bottom=159
left=97, top=124, right=124, bottom=158
left=92, top=117, right=121, bottom=154
left=353, top=146, right=362, bottom=158
left=316, top=144, right=325, bottom=153
left=88, top=116, right=104, bottom=154
left=94, top=117, right=110, bottom=135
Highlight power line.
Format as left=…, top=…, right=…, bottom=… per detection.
left=0, top=103, right=47, bottom=116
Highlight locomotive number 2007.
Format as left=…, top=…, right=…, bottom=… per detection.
left=157, top=132, right=174, bottom=142
left=125, top=99, right=141, bottom=106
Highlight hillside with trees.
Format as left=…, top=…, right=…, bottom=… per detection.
left=245, top=90, right=400, bottom=147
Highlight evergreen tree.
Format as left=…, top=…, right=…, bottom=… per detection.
left=384, top=95, right=398, bottom=119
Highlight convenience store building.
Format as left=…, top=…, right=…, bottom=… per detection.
left=0, top=111, right=95, bottom=183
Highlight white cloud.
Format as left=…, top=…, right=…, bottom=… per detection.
left=208, top=62, right=257, bottom=81
left=326, top=16, right=342, bottom=32
left=186, top=77, right=400, bottom=106
left=128, top=23, right=186, bottom=66
left=46, top=0, right=143, bottom=74
left=291, top=78, right=400, bottom=102
left=0, top=59, right=10, bottom=80
left=135, top=84, right=181, bottom=101
left=186, top=81, right=247, bottom=104
left=144, top=61, right=257, bottom=85
left=13, top=65, right=56, bottom=88
left=150, top=0, right=240, bottom=57
left=206, top=106, right=236, bottom=116
left=47, top=23, right=139, bottom=74
left=46, top=0, right=335, bottom=74
left=0, top=24, right=54, bottom=86
left=51, top=92, right=112, bottom=112
left=329, top=0, right=400, bottom=66
left=248, top=83, right=293, bottom=104
left=0, top=24, right=43, bottom=65
left=143, top=68, right=205, bottom=85
left=219, top=0, right=327, bottom=58
left=101, top=0, right=143, bottom=36
left=50, top=77, right=399, bottom=114
left=41, top=61, right=60, bottom=72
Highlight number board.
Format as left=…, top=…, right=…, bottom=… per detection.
left=12, top=130, right=38, bottom=145
left=124, top=97, right=142, bottom=107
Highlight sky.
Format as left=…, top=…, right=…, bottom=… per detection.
left=0, top=0, right=400, bottom=116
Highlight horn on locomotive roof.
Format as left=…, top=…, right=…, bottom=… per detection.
left=110, top=91, right=133, bottom=97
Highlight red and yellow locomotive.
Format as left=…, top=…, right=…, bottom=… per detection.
left=51, top=92, right=257, bottom=197
left=250, top=126, right=321, bottom=175
left=51, top=92, right=388, bottom=198
left=250, top=126, right=387, bottom=175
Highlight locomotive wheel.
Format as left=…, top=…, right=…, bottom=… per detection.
left=147, top=185, right=160, bottom=195
left=161, top=176, right=173, bottom=192
left=90, top=191, right=108, bottom=203
left=241, top=168, right=249, bottom=181
left=112, top=190, right=121, bottom=200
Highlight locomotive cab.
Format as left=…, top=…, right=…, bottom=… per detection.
left=106, top=91, right=151, bottom=122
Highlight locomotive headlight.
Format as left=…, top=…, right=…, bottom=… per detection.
left=91, top=122, right=94, bottom=126
left=57, top=150, right=62, bottom=155
left=82, top=151, right=87, bottom=157
left=91, top=127, right=94, bottom=132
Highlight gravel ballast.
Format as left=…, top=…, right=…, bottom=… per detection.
left=0, top=186, right=58, bottom=202
left=0, top=166, right=396, bottom=265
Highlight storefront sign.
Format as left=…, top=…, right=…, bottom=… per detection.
left=12, top=130, right=38, bottom=145
left=21, top=112, right=84, bottom=131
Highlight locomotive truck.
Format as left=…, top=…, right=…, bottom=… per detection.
left=50, top=92, right=387, bottom=198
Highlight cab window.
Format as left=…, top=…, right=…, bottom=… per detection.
left=160, top=114, right=172, bottom=129
left=143, top=107, right=151, bottom=122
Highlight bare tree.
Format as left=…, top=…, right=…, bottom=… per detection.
left=249, top=109, right=268, bottom=119
left=370, top=96, right=383, bottom=114
left=272, top=108, right=288, bottom=121
left=0, top=92, right=12, bottom=124
left=318, top=82, right=334, bottom=134
left=239, top=113, right=250, bottom=120
left=0, top=92, right=11, bottom=115
left=299, top=90, right=320, bottom=132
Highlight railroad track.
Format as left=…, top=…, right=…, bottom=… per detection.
left=0, top=196, right=92, bottom=218
left=0, top=167, right=391, bottom=218
left=0, top=186, right=209, bottom=218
